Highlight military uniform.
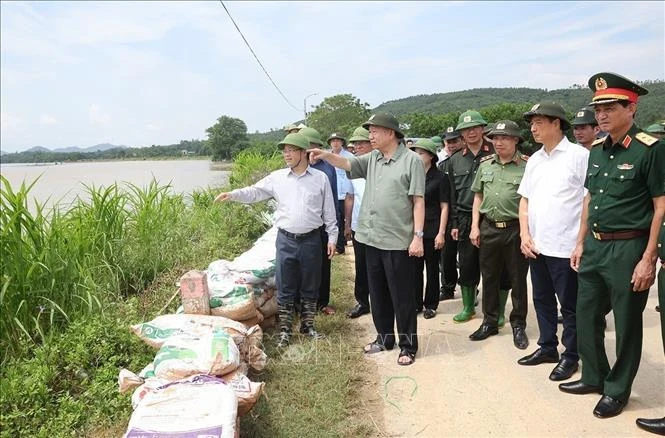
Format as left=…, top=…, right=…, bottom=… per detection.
left=570, top=73, right=665, bottom=411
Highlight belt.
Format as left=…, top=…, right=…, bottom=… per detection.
left=484, top=217, right=519, bottom=229
left=278, top=228, right=319, bottom=240
left=590, top=229, right=649, bottom=241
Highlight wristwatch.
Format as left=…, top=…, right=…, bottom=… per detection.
left=414, top=231, right=424, bottom=238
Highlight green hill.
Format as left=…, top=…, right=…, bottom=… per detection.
left=373, top=81, right=665, bottom=128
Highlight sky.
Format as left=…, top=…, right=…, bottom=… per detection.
left=1, top=1, right=663, bottom=153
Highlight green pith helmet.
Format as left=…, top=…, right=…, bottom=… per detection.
left=571, top=107, right=597, bottom=126
left=327, top=132, right=347, bottom=145
left=362, top=113, right=404, bottom=139
left=483, top=123, right=496, bottom=135
left=588, top=72, right=648, bottom=106
left=278, top=133, right=310, bottom=151
left=430, top=135, right=443, bottom=148
left=443, top=126, right=461, bottom=141
left=487, top=120, right=523, bottom=143
left=409, top=138, right=438, bottom=163
left=455, top=110, right=487, bottom=131
left=348, top=126, right=370, bottom=142
left=298, top=126, right=325, bottom=147
left=284, top=123, right=299, bottom=132
left=645, top=122, right=665, bottom=134
left=523, top=101, right=570, bottom=130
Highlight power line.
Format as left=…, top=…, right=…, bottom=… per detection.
left=219, top=1, right=300, bottom=113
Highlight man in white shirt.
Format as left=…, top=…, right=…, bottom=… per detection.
left=215, top=132, right=337, bottom=348
left=516, top=102, right=589, bottom=381
left=328, top=133, right=355, bottom=256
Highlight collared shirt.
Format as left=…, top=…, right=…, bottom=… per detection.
left=585, top=124, right=665, bottom=232
left=311, top=159, right=339, bottom=216
left=230, top=166, right=338, bottom=243
left=350, top=178, right=365, bottom=232
left=446, top=141, right=494, bottom=227
left=472, top=151, right=527, bottom=222
left=437, top=149, right=450, bottom=163
left=423, top=166, right=450, bottom=238
left=348, top=143, right=426, bottom=250
left=334, top=149, right=355, bottom=200
left=517, top=137, right=589, bottom=258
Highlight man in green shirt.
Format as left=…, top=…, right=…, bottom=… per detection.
left=467, top=121, right=529, bottom=349
left=560, top=72, right=665, bottom=419
left=309, top=113, right=425, bottom=366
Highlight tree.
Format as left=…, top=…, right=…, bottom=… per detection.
left=307, top=94, right=371, bottom=139
left=205, top=116, right=249, bottom=161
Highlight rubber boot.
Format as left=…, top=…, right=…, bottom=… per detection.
left=299, top=299, right=325, bottom=339
left=277, top=303, right=295, bottom=348
left=453, top=286, right=476, bottom=323
left=497, top=289, right=510, bottom=328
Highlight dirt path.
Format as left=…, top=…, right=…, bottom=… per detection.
left=344, top=248, right=665, bottom=437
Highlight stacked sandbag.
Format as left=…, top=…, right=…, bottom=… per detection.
left=123, top=375, right=238, bottom=438
left=179, top=270, right=211, bottom=315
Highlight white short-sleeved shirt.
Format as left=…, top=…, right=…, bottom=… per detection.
left=350, top=178, right=366, bottom=231
left=517, top=137, right=589, bottom=258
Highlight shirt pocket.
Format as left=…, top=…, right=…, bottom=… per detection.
left=480, top=173, right=494, bottom=183
left=586, top=166, right=601, bottom=191
left=606, top=169, right=637, bottom=197
left=454, top=171, right=472, bottom=188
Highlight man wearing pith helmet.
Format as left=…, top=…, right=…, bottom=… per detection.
left=214, top=133, right=338, bottom=348
left=517, top=101, right=589, bottom=382
left=328, top=132, right=354, bottom=257
left=468, top=121, right=529, bottom=350
left=308, top=112, right=425, bottom=366
left=559, top=72, right=665, bottom=420
left=448, top=110, right=512, bottom=329
left=572, top=107, right=600, bottom=150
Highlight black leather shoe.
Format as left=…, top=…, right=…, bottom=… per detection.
left=423, top=308, right=436, bottom=319
left=593, top=395, right=627, bottom=418
left=512, top=327, right=529, bottom=349
left=517, top=348, right=559, bottom=366
left=439, top=290, right=454, bottom=301
left=636, top=417, right=665, bottom=435
left=559, top=380, right=603, bottom=395
left=347, top=304, right=370, bottom=319
left=469, top=323, right=498, bottom=341
left=549, top=358, right=579, bottom=381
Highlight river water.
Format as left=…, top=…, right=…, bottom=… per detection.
left=0, top=160, right=229, bottom=211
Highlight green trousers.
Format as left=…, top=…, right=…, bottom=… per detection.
left=577, top=236, right=649, bottom=401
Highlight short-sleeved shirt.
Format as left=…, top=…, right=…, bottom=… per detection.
left=423, top=166, right=450, bottom=239
left=350, top=178, right=366, bottom=232
left=446, top=141, right=494, bottom=226
left=517, top=137, right=589, bottom=258
left=334, top=149, right=355, bottom=200
left=585, top=124, right=665, bottom=232
left=471, top=151, right=528, bottom=222
left=348, top=143, right=426, bottom=250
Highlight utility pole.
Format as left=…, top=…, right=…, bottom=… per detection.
left=303, top=92, right=318, bottom=122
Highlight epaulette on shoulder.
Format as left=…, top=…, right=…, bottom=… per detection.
left=591, top=137, right=606, bottom=147
left=480, top=155, right=493, bottom=163
left=635, top=132, right=659, bottom=147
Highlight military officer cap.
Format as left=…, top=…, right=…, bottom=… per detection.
left=587, top=72, right=648, bottom=106
left=299, top=126, right=325, bottom=147
left=278, top=133, right=310, bottom=151
left=409, top=138, right=439, bottom=164
left=327, top=132, right=347, bottom=146
left=487, top=120, right=523, bottom=143
left=645, top=122, right=665, bottom=134
left=362, top=113, right=404, bottom=139
left=430, top=135, right=443, bottom=148
left=571, top=107, right=598, bottom=126
left=456, top=110, right=487, bottom=131
left=523, top=101, right=570, bottom=130
left=443, top=126, right=461, bottom=140
left=348, top=126, right=370, bottom=142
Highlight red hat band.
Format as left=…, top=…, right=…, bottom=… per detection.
left=593, top=88, right=639, bottom=103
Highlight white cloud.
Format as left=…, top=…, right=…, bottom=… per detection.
left=89, top=105, right=111, bottom=126
left=39, top=115, right=57, bottom=125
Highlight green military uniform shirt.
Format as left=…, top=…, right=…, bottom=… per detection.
left=471, top=151, right=528, bottom=221
left=585, top=124, right=665, bottom=232
left=348, top=143, right=426, bottom=251
left=446, top=141, right=493, bottom=227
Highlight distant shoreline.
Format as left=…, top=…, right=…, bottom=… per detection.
left=0, top=156, right=234, bottom=170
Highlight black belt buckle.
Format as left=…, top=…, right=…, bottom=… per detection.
left=280, top=228, right=316, bottom=240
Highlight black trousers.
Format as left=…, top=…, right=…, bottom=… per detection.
left=352, top=231, right=370, bottom=310
left=336, top=200, right=346, bottom=253
left=415, top=238, right=441, bottom=311
left=275, top=230, right=321, bottom=306
left=317, top=227, right=332, bottom=309
left=365, top=245, right=418, bottom=354
left=530, top=254, right=578, bottom=360
left=440, top=221, right=458, bottom=291
left=478, top=220, right=529, bottom=328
